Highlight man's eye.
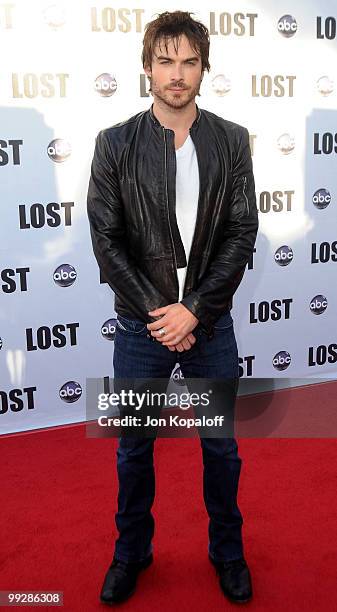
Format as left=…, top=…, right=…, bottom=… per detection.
left=159, top=60, right=196, bottom=65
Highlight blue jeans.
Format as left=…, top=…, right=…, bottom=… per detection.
left=112, top=310, right=244, bottom=563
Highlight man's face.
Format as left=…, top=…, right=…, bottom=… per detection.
left=144, top=33, right=203, bottom=110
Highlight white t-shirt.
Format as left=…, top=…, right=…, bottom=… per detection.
left=175, top=135, right=200, bottom=301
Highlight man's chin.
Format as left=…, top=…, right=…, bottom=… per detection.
left=157, top=91, right=195, bottom=109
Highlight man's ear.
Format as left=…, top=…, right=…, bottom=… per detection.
left=144, top=65, right=152, bottom=79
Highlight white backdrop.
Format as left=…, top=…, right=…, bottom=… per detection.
left=1, top=0, right=337, bottom=433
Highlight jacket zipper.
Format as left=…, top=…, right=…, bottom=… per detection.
left=162, top=126, right=179, bottom=300
left=242, top=175, right=249, bottom=215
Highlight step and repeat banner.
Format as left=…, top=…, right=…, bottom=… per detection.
left=1, top=0, right=337, bottom=433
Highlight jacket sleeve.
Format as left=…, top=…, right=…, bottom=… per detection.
left=86, top=129, right=169, bottom=323
left=180, top=126, right=259, bottom=334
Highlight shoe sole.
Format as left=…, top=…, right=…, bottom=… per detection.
left=222, top=592, right=252, bottom=604
left=100, top=554, right=153, bottom=605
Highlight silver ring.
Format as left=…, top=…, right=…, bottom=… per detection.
left=158, top=327, right=166, bottom=336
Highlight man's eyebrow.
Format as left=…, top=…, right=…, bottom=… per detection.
left=155, top=54, right=200, bottom=61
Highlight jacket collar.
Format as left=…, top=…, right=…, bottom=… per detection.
left=148, top=102, right=202, bottom=132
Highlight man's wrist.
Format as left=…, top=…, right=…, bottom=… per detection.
left=180, top=293, right=213, bottom=335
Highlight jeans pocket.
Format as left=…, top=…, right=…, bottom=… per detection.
left=116, top=314, right=147, bottom=334
left=213, top=311, right=233, bottom=331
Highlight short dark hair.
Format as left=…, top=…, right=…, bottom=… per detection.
left=142, top=10, right=211, bottom=73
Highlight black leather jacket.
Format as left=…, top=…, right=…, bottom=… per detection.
left=87, top=103, right=259, bottom=340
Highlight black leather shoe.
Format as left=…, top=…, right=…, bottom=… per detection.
left=209, top=555, right=253, bottom=603
left=100, top=553, right=153, bottom=605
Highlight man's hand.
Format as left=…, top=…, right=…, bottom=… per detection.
left=165, top=331, right=197, bottom=352
left=147, top=303, right=199, bottom=352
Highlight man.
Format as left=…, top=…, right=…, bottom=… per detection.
left=87, top=10, right=259, bottom=605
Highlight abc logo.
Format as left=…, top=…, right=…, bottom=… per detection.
left=43, top=5, right=66, bottom=29
left=101, top=319, right=117, bottom=341
left=273, top=351, right=291, bottom=370
left=171, top=366, right=185, bottom=386
left=274, top=245, right=293, bottom=266
left=310, top=295, right=328, bottom=315
left=53, top=264, right=77, bottom=287
left=277, top=133, right=295, bottom=154
left=312, top=188, right=331, bottom=209
left=277, top=15, right=297, bottom=37
left=94, top=73, right=117, bottom=97
left=59, top=381, right=82, bottom=403
left=316, top=76, right=334, bottom=96
left=211, top=74, right=231, bottom=96
left=47, top=139, right=71, bottom=162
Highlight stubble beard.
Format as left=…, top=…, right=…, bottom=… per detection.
left=149, top=77, right=202, bottom=110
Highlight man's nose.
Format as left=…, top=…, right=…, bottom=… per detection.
left=170, top=64, right=184, bottom=82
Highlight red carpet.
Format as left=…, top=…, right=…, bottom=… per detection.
left=1, top=392, right=337, bottom=610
